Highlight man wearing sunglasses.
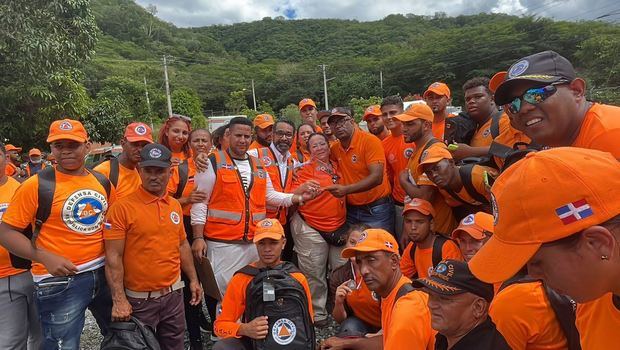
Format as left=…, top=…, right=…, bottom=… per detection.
left=494, top=50, right=620, bottom=159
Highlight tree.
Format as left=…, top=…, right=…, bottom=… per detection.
left=279, top=104, right=301, bottom=126
left=225, top=90, right=249, bottom=113
left=171, top=87, right=205, bottom=119
left=349, top=96, right=383, bottom=123
left=83, top=89, right=132, bottom=143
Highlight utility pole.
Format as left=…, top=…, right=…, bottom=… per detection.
left=143, top=76, right=153, bottom=129
left=320, top=64, right=329, bottom=110
left=251, top=79, right=257, bottom=111
left=163, top=55, right=173, bottom=116
left=380, top=70, right=384, bottom=96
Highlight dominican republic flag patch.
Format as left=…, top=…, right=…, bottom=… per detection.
left=555, top=199, right=593, bottom=225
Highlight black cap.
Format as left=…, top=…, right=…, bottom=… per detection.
left=139, top=143, right=172, bottom=168
left=327, top=107, right=352, bottom=123
left=412, top=259, right=494, bottom=302
left=494, top=50, right=576, bottom=105
left=317, top=110, right=332, bottom=121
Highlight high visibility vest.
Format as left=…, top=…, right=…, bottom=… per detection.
left=258, top=147, right=294, bottom=224
left=205, top=150, right=267, bottom=242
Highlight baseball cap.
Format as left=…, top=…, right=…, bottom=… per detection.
left=489, top=71, right=507, bottom=94
left=28, top=148, right=42, bottom=157
left=412, top=259, right=494, bottom=302
left=403, top=198, right=436, bottom=218
left=254, top=218, right=285, bottom=242
left=423, top=82, right=451, bottom=99
left=342, top=229, right=399, bottom=258
left=253, top=114, right=275, bottom=129
left=139, top=143, right=172, bottom=168
left=124, top=122, right=154, bottom=143
left=363, top=105, right=382, bottom=121
left=5, top=144, right=22, bottom=152
left=327, top=107, right=352, bottom=123
left=317, top=110, right=331, bottom=121
left=452, top=212, right=494, bottom=240
left=47, top=119, right=88, bottom=143
left=298, top=98, right=317, bottom=110
left=416, top=146, right=453, bottom=177
left=494, top=51, right=576, bottom=105
left=393, top=103, right=434, bottom=123
left=470, top=147, right=620, bottom=283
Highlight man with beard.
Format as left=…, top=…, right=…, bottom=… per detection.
left=364, top=105, right=390, bottom=140
left=249, top=114, right=274, bottom=150
left=423, top=82, right=452, bottom=141
left=318, top=110, right=337, bottom=144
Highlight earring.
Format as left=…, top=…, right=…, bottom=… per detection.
left=601, top=255, right=609, bottom=261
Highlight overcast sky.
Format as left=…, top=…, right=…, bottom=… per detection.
left=134, top=0, right=619, bottom=27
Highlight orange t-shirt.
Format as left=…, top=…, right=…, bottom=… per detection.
left=94, top=160, right=141, bottom=200
left=490, top=281, right=567, bottom=350
left=167, top=158, right=197, bottom=216
left=438, top=164, right=496, bottom=207
left=432, top=120, right=446, bottom=141
left=345, top=275, right=382, bottom=328
left=572, top=103, right=620, bottom=159
left=4, top=163, right=16, bottom=176
left=2, top=168, right=115, bottom=278
left=400, top=238, right=464, bottom=278
left=576, top=293, right=620, bottom=349
left=493, top=124, right=532, bottom=169
left=470, top=113, right=511, bottom=147
left=381, top=276, right=435, bottom=349
left=214, top=262, right=314, bottom=338
left=292, top=160, right=346, bottom=232
left=0, top=177, right=26, bottom=278
left=171, top=151, right=189, bottom=164
left=104, top=187, right=185, bottom=291
left=382, top=133, right=416, bottom=204
left=330, top=128, right=391, bottom=205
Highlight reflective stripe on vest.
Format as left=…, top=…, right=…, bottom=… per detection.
left=207, top=209, right=242, bottom=222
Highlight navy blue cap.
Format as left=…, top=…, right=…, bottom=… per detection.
left=139, top=143, right=172, bottom=168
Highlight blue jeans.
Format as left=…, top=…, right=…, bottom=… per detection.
left=34, top=267, right=112, bottom=350
left=347, top=197, right=395, bottom=235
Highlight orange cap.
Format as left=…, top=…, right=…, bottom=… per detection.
left=28, top=148, right=42, bottom=157
left=47, top=119, right=88, bottom=143
left=253, top=219, right=285, bottom=242
left=298, top=98, right=317, bottom=110
left=403, top=198, right=436, bottom=218
left=342, top=229, right=399, bottom=258
left=124, top=122, right=153, bottom=143
left=452, top=212, right=494, bottom=240
left=363, top=105, right=382, bottom=121
left=416, top=146, right=453, bottom=178
left=470, top=148, right=620, bottom=283
left=393, top=103, right=434, bottom=123
left=253, top=114, right=275, bottom=129
left=5, top=144, right=22, bottom=152
left=489, top=71, right=507, bottom=94
left=423, top=82, right=451, bottom=99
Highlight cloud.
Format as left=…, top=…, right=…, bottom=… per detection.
left=134, top=0, right=619, bottom=27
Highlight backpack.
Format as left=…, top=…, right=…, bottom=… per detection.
left=236, top=262, right=316, bottom=350
left=455, top=110, right=504, bottom=168
left=445, top=112, right=477, bottom=144
left=9, top=166, right=111, bottom=269
left=100, top=317, right=161, bottom=350
left=409, top=235, right=450, bottom=279
left=499, top=275, right=581, bottom=350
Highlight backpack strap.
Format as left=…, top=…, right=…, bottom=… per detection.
left=109, top=157, right=119, bottom=188
left=490, top=110, right=503, bottom=139
left=432, top=235, right=448, bottom=267
left=236, top=265, right=260, bottom=277
left=488, top=141, right=514, bottom=159
left=31, top=167, right=56, bottom=244
left=88, top=169, right=112, bottom=199
left=395, top=282, right=416, bottom=302
left=296, top=149, right=304, bottom=163
left=174, top=160, right=189, bottom=199
left=458, top=164, right=489, bottom=204
left=421, top=138, right=441, bottom=154
left=543, top=285, right=581, bottom=350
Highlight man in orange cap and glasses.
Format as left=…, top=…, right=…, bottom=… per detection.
left=249, top=113, right=275, bottom=150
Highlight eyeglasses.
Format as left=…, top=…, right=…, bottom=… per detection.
left=508, top=81, right=567, bottom=114
left=169, top=114, right=192, bottom=123
left=275, top=130, right=294, bottom=139
left=328, top=117, right=350, bottom=128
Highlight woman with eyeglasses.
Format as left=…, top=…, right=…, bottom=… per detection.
left=295, top=122, right=315, bottom=163
left=158, top=114, right=192, bottom=165
left=290, top=132, right=348, bottom=327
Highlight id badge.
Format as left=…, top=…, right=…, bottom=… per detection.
left=263, top=279, right=275, bottom=302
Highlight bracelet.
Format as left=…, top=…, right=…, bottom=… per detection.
left=193, top=236, right=205, bottom=241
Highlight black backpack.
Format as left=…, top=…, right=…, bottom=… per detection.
left=408, top=235, right=450, bottom=279
left=499, top=275, right=581, bottom=350
left=9, top=166, right=111, bottom=269
left=100, top=317, right=161, bottom=350
left=445, top=112, right=477, bottom=144
left=236, top=262, right=316, bottom=350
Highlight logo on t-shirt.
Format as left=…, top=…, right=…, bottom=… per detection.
left=0, top=203, right=8, bottom=222
left=351, top=154, right=358, bottom=163
left=272, top=318, right=296, bottom=345
left=170, top=211, right=180, bottom=225
left=482, top=128, right=491, bottom=138
left=62, top=190, right=108, bottom=234
left=404, top=148, right=414, bottom=159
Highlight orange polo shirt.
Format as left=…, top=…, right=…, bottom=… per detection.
left=94, top=160, right=141, bottom=200
left=576, top=293, right=620, bottom=349
left=572, top=103, right=620, bottom=159
left=493, top=124, right=532, bottom=169
left=490, top=281, right=568, bottom=350
left=0, top=177, right=25, bottom=278
left=2, top=168, right=115, bottom=278
left=382, top=133, right=416, bottom=204
left=381, top=276, right=435, bottom=349
left=470, top=113, right=511, bottom=147
left=167, top=158, right=197, bottom=216
left=104, top=187, right=185, bottom=292
left=292, top=160, right=346, bottom=232
left=400, top=238, right=463, bottom=278
left=330, top=128, right=391, bottom=205
left=214, top=262, right=314, bottom=338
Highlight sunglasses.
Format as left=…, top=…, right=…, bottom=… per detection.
left=169, top=114, right=192, bottom=123
left=508, top=81, right=568, bottom=114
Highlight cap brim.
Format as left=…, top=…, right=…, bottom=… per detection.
left=415, top=156, right=447, bottom=177
left=299, top=103, right=316, bottom=110
left=126, top=136, right=154, bottom=143
left=452, top=227, right=485, bottom=240
left=29, top=153, right=41, bottom=157
left=494, top=76, right=563, bottom=105
left=341, top=246, right=389, bottom=259
left=139, top=160, right=171, bottom=168
left=46, top=135, right=87, bottom=143
left=363, top=113, right=382, bottom=121
left=412, top=278, right=465, bottom=296
left=393, top=113, right=417, bottom=122
left=253, top=232, right=284, bottom=242
left=423, top=88, right=449, bottom=99
left=327, top=113, right=348, bottom=123
left=403, top=207, right=433, bottom=217
left=469, top=235, right=541, bottom=284
left=255, top=121, right=274, bottom=129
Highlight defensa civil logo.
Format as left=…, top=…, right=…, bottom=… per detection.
left=63, top=190, right=108, bottom=234
left=272, top=318, right=296, bottom=345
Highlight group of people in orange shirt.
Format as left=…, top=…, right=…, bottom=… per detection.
left=0, top=49, right=618, bottom=350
